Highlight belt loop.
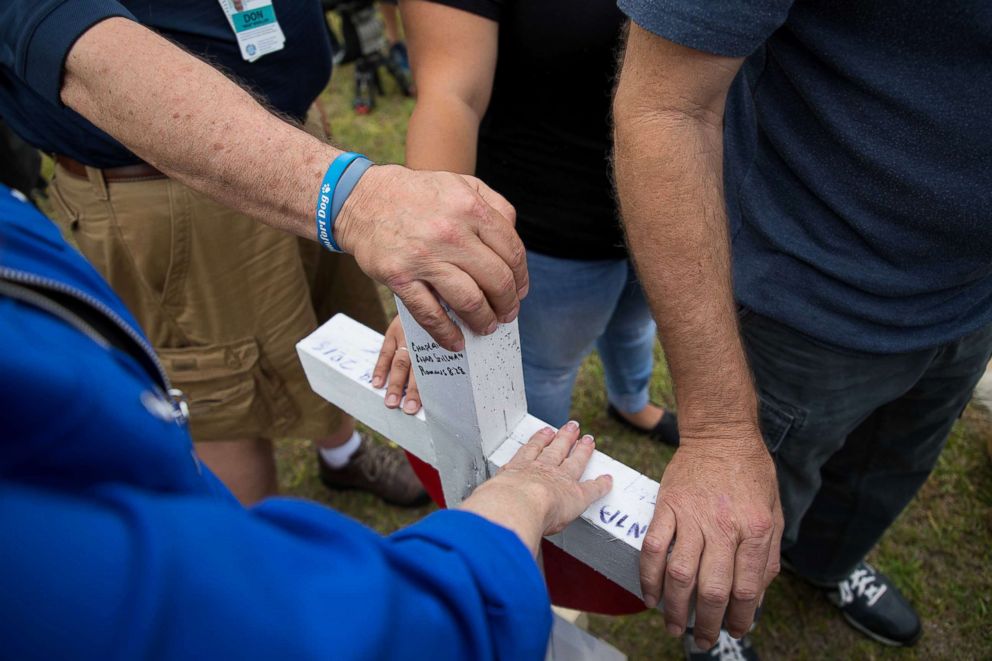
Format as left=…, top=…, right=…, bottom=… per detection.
left=85, top=165, right=110, bottom=201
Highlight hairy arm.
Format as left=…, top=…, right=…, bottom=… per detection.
left=614, top=25, right=751, bottom=435
left=62, top=17, right=340, bottom=241
left=613, top=24, right=782, bottom=648
left=60, top=16, right=527, bottom=350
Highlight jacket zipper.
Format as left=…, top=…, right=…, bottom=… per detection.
left=0, top=266, right=189, bottom=424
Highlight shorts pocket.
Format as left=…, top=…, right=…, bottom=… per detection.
left=157, top=337, right=263, bottom=441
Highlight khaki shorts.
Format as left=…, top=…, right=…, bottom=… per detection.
left=47, top=108, right=386, bottom=442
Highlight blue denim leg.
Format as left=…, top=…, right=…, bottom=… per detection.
left=595, top=265, right=656, bottom=414
left=518, top=251, right=630, bottom=426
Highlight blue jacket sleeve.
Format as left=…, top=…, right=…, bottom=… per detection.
left=0, top=482, right=551, bottom=660
left=617, top=0, right=795, bottom=57
left=0, top=0, right=135, bottom=104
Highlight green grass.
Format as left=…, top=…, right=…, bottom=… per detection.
left=277, top=64, right=992, bottom=660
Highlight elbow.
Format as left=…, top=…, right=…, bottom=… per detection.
left=612, top=78, right=725, bottom=153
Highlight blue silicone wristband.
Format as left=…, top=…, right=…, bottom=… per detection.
left=331, top=156, right=374, bottom=222
left=316, top=152, right=364, bottom=252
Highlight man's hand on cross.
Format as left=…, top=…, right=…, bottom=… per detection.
left=638, top=429, right=783, bottom=648
left=60, top=18, right=528, bottom=355
left=336, top=166, right=529, bottom=353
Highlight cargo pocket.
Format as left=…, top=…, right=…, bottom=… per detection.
left=157, top=337, right=263, bottom=441
left=757, top=394, right=801, bottom=455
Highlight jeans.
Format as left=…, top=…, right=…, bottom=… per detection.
left=518, top=250, right=656, bottom=426
left=740, top=308, right=992, bottom=583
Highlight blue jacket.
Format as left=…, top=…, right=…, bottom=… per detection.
left=0, top=186, right=550, bottom=660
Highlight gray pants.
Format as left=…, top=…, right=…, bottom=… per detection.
left=740, top=308, right=992, bottom=583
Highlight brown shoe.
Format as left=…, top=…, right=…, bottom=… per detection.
left=318, top=434, right=430, bottom=507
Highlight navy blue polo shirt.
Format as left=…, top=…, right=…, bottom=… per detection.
left=0, top=1, right=331, bottom=168
left=619, top=0, right=992, bottom=353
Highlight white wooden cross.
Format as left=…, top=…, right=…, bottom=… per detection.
left=297, top=302, right=662, bottom=659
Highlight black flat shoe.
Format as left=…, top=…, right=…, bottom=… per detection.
left=607, top=403, right=680, bottom=447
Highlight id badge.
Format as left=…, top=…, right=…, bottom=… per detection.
left=218, top=0, right=286, bottom=62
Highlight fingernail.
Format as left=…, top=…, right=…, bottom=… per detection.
left=581, top=434, right=594, bottom=445
left=696, top=637, right=713, bottom=651
left=372, top=376, right=383, bottom=388
left=484, top=321, right=498, bottom=335
left=666, top=623, right=682, bottom=637
left=452, top=339, right=465, bottom=352
left=403, top=400, right=418, bottom=413
left=500, top=305, right=519, bottom=324
left=539, top=426, right=555, bottom=436
left=386, top=394, right=399, bottom=406
left=564, top=420, right=579, bottom=431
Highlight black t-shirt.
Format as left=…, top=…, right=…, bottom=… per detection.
left=0, top=1, right=332, bottom=168
left=430, top=0, right=628, bottom=260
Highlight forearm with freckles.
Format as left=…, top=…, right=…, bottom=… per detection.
left=61, top=17, right=340, bottom=241
left=613, top=31, right=758, bottom=437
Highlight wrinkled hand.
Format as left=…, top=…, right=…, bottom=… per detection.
left=460, top=422, right=613, bottom=555
left=336, top=165, right=528, bottom=351
left=640, top=428, right=783, bottom=649
left=373, top=316, right=421, bottom=414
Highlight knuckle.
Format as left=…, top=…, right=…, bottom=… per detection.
left=666, top=562, right=696, bottom=587
left=502, top=203, right=517, bottom=225
left=460, top=291, right=487, bottom=315
left=715, top=510, right=738, bottom=538
left=746, top=514, right=774, bottom=538
left=408, top=242, right=433, bottom=262
left=642, top=535, right=666, bottom=555
left=506, top=241, right=526, bottom=271
left=434, top=220, right=463, bottom=246
left=393, top=353, right=411, bottom=369
left=422, top=308, right=452, bottom=334
left=467, top=195, right=490, bottom=222
left=452, top=189, right=481, bottom=215
left=698, top=587, right=731, bottom=607
left=732, top=586, right=761, bottom=603
left=383, top=264, right=413, bottom=290
left=495, top=269, right=516, bottom=296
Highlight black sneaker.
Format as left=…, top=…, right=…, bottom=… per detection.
left=684, top=630, right=758, bottom=661
left=825, top=562, right=922, bottom=646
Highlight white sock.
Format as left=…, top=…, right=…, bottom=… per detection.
left=319, top=430, right=362, bottom=468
